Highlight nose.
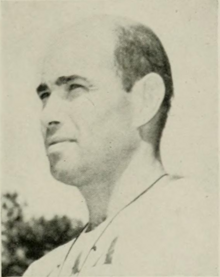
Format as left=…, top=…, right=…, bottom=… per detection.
left=46, top=121, right=60, bottom=136
left=40, top=93, right=64, bottom=136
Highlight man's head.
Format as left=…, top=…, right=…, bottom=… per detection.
left=37, top=15, right=173, bottom=187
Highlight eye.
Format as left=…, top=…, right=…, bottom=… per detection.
left=67, top=84, right=87, bottom=100
left=68, top=84, right=84, bottom=91
left=39, top=91, right=50, bottom=100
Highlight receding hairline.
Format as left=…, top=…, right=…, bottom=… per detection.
left=47, top=15, right=148, bottom=53
left=42, top=16, right=147, bottom=84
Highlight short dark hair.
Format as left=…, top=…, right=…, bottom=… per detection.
left=114, top=23, right=173, bottom=154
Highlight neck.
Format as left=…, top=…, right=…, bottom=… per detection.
left=79, top=143, right=165, bottom=231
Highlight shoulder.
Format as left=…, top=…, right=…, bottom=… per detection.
left=160, top=176, right=218, bottom=239
left=137, top=175, right=217, bottom=222
left=121, top=176, right=217, bottom=227
left=23, top=238, right=75, bottom=276
left=159, top=176, right=217, bottom=214
left=114, top=176, right=218, bottom=275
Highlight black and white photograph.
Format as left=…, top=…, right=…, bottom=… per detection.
left=1, top=0, right=218, bottom=276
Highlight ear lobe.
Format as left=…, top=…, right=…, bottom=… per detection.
left=132, top=73, right=165, bottom=129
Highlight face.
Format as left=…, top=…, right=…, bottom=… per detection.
left=37, top=27, right=139, bottom=187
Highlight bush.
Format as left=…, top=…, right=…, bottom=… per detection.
left=2, top=192, right=84, bottom=276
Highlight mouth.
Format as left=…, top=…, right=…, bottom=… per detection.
left=48, top=139, right=76, bottom=147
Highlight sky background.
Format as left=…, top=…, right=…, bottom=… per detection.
left=1, top=0, right=218, bottom=222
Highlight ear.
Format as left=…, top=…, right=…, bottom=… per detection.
left=131, top=73, right=165, bottom=129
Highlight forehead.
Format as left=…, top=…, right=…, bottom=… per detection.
left=42, top=26, right=118, bottom=84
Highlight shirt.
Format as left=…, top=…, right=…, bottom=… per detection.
left=23, top=175, right=218, bottom=276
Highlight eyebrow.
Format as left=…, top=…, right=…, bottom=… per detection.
left=36, top=75, right=92, bottom=94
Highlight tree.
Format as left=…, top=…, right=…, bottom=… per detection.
left=2, top=192, right=84, bottom=276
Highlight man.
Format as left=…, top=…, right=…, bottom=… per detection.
left=24, top=15, right=217, bottom=276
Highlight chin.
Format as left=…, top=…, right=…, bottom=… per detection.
left=51, top=170, right=74, bottom=186
left=48, top=149, right=99, bottom=187
left=49, top=159, right=88, bottom=188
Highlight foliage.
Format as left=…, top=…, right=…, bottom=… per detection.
left=2, top=192, right=84, bottom=276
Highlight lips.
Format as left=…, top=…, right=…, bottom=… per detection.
left=47, top=138, right=76, bottom=147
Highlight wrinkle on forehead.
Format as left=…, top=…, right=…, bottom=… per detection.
left=51, top=14, right=133, bottom=50
left=43, top=26, right=115, bottom=82
left=41, top=15, right=137, bottom=82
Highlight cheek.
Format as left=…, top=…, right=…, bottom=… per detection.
left=67, top=93, right=133, bottom=145
left=67, top=96, right=98, bottom=129
left=66, top=97, right=102, bottom=148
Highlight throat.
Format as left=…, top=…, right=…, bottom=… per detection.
left=79, top=180, right=113, bottom=231
left=78, top=143, right=166, bottom=232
